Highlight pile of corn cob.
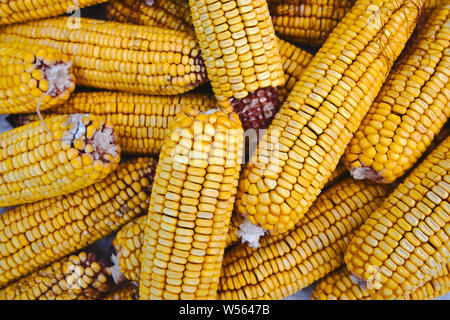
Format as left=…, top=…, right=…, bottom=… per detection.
left=0, top=0, right=448, bottom=301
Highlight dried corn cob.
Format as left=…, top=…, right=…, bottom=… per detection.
left=106, top=0, right=193, bottom=34
left=112, top=215, right=146, bottom=283
left=0, top=43, right=75, bottom=114
left=269, top=0, right=356, bottom=46
left=189, top=0, right=285, bottom=130
left=0, top=114, right=120, bottom=206
left=0, top=251, right=112, bottom=300
left=235, top=0, right=427, bottom=236
left=312, top=263, right=450, bottom=300
left=408, top=263, right=450, bottom=300
left=228, top=161, right=348, bottom=248
left=345, top=135, right=450, bottom=299
left=139, top=107, right=244, bottom=300
left=6, top=92, right=217, bottom=155
left=277, top=38, right=314, bottom=102
left=311, top=266, right=372, bottom=300
left=0, top=0, right=107, bottom=26
left=218, top=177, right=391, bottom=300
left=101, top=282, right=139, bottom=300
left=0, top=17, right=207, bottom=95
left=344, top=3, right=450, bottom=184
left=0, top=157, right=157, bottom=288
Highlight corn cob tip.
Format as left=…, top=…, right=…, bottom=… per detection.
left=63, top=114, right=120, bottom=164
left=236, top=215, right=267, bottom=248
left=231, top=87, right=281, bottom=131
left=110, top=252, right=127, bottom=285
left=37, top=59, right=74, bottom=98
left=350, top=165, right=383, bottom=182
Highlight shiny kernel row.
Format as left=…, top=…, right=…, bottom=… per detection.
left=0, top=157, right=156, bottom=288
left=235, top=0, right=425, bottom=235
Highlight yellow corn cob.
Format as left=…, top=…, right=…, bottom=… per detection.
left=277, top=38, right=314, bottom=102
left=139, top=107, right=244, bottom=300
left=312, top=263, right=450, bottom=300
left=344, top=4, right=450, bottom=184
left=0, top=114, right=120, bottom=206
left=0, top=252, right=112, bottom=300
left=226, top=161, right=348, bottom=248
left=345, top=135, right=450, bottom=299
left=0, top=43, right=75, bottom=114
left=6, top=92, right=217, bottom=156
left=218, top=177, right=391, bottom=300
left=269, top=0, right=356, bottom=46
left=112, top=215, right=146, bottom=283
left=189, top=0, right=285, bottom=130
left=408, top=263, right=450, bottom=299
left=0, top=17, right=207, bottom=95
left=0, top=0, right=107, bottom=26
left=311, top=266, right=372, bottom=300
left=106, top=0, right=193, bottom=34
left=235, top=0, right=426, bottom=236
left=0, top=157, right=157, bottom=288
left=101, top=282, right=139, bottom=300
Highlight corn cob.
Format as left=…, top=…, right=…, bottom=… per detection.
left=218, top=177, right=391, bottom=300
left=0, top=251, right=112, bottom=300
left=235, top=0, right=427, bottom=236
left=0, top=0, right=107, bottom=26
left=0, top=17, right=207, bottom=95
left=0, top=43, right=75, bottom=114
left=311, top=266, right=372, bottom=300
left=344, top=3, right=450, bottom=184
left=106, top=0, right=193, bottom=34
left=188, top=0, right=285, bottom=130
left=312, top=263, right=450, bottom=300
left=0, top=114, right=120, bottom=206
left=269, top=0, right=356, bottom=46
left=6, top=92, right=217, bottom=156
left=139, top=107, right=244, bottom=300
left=101, top=282, right=139, bottom=300
left=227, top=161, right=348, bottom=248
left=112, top=215, right=146, bottom=283
left=0, top=157, right=157, bottom=288
left=344, top=135, right=450, bottom=299
left=277, top=38, right=314, bottom=102
left=408, top=263, right=450, bottom=299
